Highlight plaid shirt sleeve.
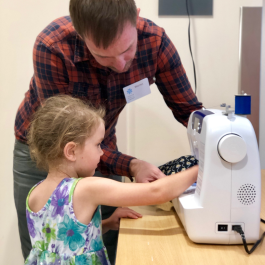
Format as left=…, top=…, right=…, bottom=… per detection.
left=97, top=143, right=135, bottom=178
left=33, top=42, right=69, bottom=102
left=155, top=31, right=202, bottom=127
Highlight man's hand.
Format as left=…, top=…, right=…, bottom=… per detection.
left=102, top=207, right=142, bottom=233
left=129, top=159, right=166, bottom=183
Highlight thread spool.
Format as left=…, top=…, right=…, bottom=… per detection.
left=235, top=94, right=251, bottom=115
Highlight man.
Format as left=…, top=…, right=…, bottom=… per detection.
left=13, top=0, right=202, bottom=264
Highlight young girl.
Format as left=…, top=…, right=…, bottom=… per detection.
left=25, top=95, right=198, bottom=265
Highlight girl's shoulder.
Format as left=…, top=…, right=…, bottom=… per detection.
left=27, top=178, right=79, bottom=214
left=71, top=177, right=102, bottom=225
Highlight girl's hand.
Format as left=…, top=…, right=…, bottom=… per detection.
left=102, top=207, right=142, bottom=233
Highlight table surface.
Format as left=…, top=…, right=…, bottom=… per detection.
left=116, top=170, right=265, bottom=265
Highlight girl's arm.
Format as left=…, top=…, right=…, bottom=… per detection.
left=77, top=165, right=198, bottom=208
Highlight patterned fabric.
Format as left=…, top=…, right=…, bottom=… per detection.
left=158, top=155, right=198, bottom=175
left=15, top=16, right=202, bottom=177
left=25, top=178, right=110, bottom=265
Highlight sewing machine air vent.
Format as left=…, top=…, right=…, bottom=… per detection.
left=237, top=184, right=256, bottom=205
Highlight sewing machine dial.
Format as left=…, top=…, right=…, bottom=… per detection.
left=218, top=134, right=247, bottom=163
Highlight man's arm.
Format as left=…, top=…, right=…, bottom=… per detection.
left=129, top=159, right=166, bottom=183
left=155, top=31, right=203, bottom=127
left=98, top=144, right=165, bottom=183
left=123, top=31, right=202, bottom=183
left=32, top=40, right=70, bottom=104
left=97, top=143, right=136, bottom=179
left=122, top=31, right=203, bottom=183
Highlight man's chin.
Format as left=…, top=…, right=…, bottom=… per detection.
left=110, top=62, right=132, bottom=73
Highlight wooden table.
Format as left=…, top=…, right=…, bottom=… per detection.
left=116, top=170, right=265, bottom=265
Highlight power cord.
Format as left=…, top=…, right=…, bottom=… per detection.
left=185, top=0, right=197, bottom=94
left=232, top=223, right=265, bottom=254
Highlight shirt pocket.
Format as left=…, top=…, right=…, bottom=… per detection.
left=68, top=82, right=102, bottom=107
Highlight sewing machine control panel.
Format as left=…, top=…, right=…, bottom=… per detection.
left=192, top=110, right=214, bottom=134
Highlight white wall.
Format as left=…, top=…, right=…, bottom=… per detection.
left=0, top=1, right=70, bottom=264
left=0, top=0, right=262, bottom=263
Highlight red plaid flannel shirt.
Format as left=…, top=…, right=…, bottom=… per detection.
left=15, top=16, right=202, bottom=177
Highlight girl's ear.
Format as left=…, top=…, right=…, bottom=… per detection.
left=64, top=142, right=77, bottom=162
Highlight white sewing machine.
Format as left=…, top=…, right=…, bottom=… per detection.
left=172, top=109, right=261, bottom=244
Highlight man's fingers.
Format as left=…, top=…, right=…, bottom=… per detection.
left=156, top=170, right=166, bottom=179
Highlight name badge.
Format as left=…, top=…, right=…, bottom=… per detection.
left=123, top=78, right=151, bottom=103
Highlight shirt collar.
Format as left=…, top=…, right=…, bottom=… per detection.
left=74, top=34, right=93, bottom=63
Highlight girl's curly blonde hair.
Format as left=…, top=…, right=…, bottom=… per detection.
left=27, top=95, right=105, bottom=171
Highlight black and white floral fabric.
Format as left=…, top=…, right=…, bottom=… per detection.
left=158, top=155, right=198, bottom=175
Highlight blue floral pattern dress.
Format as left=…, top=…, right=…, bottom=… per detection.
left=25, top=178, right=110, bottom=265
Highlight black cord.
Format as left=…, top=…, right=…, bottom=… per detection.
left=261, top=218, right=265, bottom=224
left=185, top=0, right=197, bottom=94
left=232, top=225, right=265, bottom=254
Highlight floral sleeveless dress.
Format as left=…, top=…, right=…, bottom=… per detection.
left=25, top=178, right=110, bottom=265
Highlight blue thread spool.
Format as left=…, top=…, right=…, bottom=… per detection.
left=235, top=94, right=251, bottom=115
